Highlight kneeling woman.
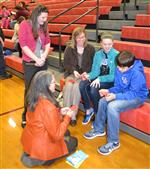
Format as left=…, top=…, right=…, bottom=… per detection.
left=21, top=70, right=78, bottom=167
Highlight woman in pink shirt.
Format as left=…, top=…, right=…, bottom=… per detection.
left=18, top=5, right=50, bottom=128
left=1, top=6, right=10, bottom=29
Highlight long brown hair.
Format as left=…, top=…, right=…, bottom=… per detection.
left=30, top=5, right=49, bottom=40
left=70, top=27, right=87, bottom=48
left=25, top=70, right=59, bottom=112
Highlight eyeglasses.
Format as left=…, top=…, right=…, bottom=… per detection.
left=76, top=36, right=86, bottom=40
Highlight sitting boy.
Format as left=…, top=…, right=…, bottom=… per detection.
left=83, top=51, right=148, bottom=155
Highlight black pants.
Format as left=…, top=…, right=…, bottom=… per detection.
left=0, top=45, right=6, bottom=75
left=21, top=135, right=78, bottom=168
left=22, top=60, right=48, bottom=122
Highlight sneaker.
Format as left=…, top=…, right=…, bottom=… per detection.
left=82, top=111, right=94, bottom=125
left=83, top=129, right=106, bottom=139
left=97, top=142, right=120, bottom=155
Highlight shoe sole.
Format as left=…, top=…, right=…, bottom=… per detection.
left=97, top=144, right=120, bottom=155
left=82, top=112, right=94, bottom=125
left=83, top=132, right=106, bottom=140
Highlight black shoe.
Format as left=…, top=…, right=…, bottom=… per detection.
left=21, top=121, right=26, bottom=128
left=0, top=73, right=12, bottom=80
left=70, top=120, right=77, bottom=127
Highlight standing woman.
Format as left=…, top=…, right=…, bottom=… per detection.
left=18, top=5, right=51, bottom=128
left=63, top=27, right=95, bottom=126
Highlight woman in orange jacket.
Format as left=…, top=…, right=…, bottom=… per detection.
left=21, top=70, right=78, bottom=167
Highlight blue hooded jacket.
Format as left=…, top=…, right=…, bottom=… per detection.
left=109, top=60, right=148, bottom=102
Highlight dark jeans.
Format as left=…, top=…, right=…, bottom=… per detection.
left=0, top=45, right=6, bottom=75
left=79, top=80, right=114, bottom=113
left=21, top=134, right=78, bottom=167
left=22, top=60, right=48, bottom=122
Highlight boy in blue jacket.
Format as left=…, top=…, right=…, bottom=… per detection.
left=83, top=51, right=148, bottom=155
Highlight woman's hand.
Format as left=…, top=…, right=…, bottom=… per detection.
left=60, top=107, right=70, bottom=116
left=81, top=72, right=89, bottom=80
left=90, top=78, right=100, bottom=88
left=34, top=57, right=45, bottom=67
left=40, top=52, right=47, bottom=60
left=66, top=109, right=74, bottom=117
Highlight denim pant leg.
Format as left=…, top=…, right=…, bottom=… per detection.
left=107, top=99, right=143, bottom=143
left=90, top=86, right=101, bottom=113
left=90, top=82, right=114, bottom=113
left=94, top=98, right=108, bottom=133
left=79, top=80, right=91, bottom=110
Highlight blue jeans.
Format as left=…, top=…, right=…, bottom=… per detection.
left=94, top=97, right=143, bottom=143
left=79, top=80, right=113, bottom=113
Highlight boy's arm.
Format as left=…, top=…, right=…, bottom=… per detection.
left=115, top=71, right=147, bottom=100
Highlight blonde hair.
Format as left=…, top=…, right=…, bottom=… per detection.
left=100, top=32, right=113, bottom=41
left=70, top=27, right=87, bottom=48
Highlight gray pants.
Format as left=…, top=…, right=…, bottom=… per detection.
left=63, top=75, right=81, bottom=120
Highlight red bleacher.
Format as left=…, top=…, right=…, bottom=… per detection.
left=48, top=23, right=86, bottom=33
left=4, top=39, right=15, bottom=50
left=135, top=14, right=150, bottom=27
left=5, top=55, right=24, bottom=74
left=48, top=6, right=112, bottom=16
left=147, top=4, right=150, bottom=14
left=48, top=15, right=96, bottom=24
left=113, top=40, right=150, bottom=61
left=120, top=102, right=150, bottom=134
left=29, top=0, right=122, bottom=11
left=50, top=33, right=70, bottom=46
left=121, top=26, right=150, bottom=41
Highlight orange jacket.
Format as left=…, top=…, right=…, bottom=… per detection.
left=21, top=97, right=70, bottom=160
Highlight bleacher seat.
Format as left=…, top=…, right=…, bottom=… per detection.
left=48, top=23, right=86, bottom=33
left=49, top=15, right=96, bottom=24
left=147, top=4, right=150, bottom=14
left=113, top=40, right=150, bottom=61
left=120, top=102, right=150, bottom=135
left=121, top=26, right=150, bottom=42
left=48, top=6, right=112, bottom=16
left=4, top=39, right=15, bottom=50
left=135, top=14, right=150, bottom=27
left=5, top=55, right=24, bottom=74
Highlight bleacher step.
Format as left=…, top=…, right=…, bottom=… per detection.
left=86, top=29, right=121, bottom=41
left=98, top=20, right=135, bottom=31
left=109, top=10, right=146, bottom=20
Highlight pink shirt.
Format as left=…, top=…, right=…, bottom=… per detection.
left=18, top=20, right=50, bottom=62
left=2, top=10, right=10, bottom=18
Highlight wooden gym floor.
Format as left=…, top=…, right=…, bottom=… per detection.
left=0, top=75, right=149, bottom=169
